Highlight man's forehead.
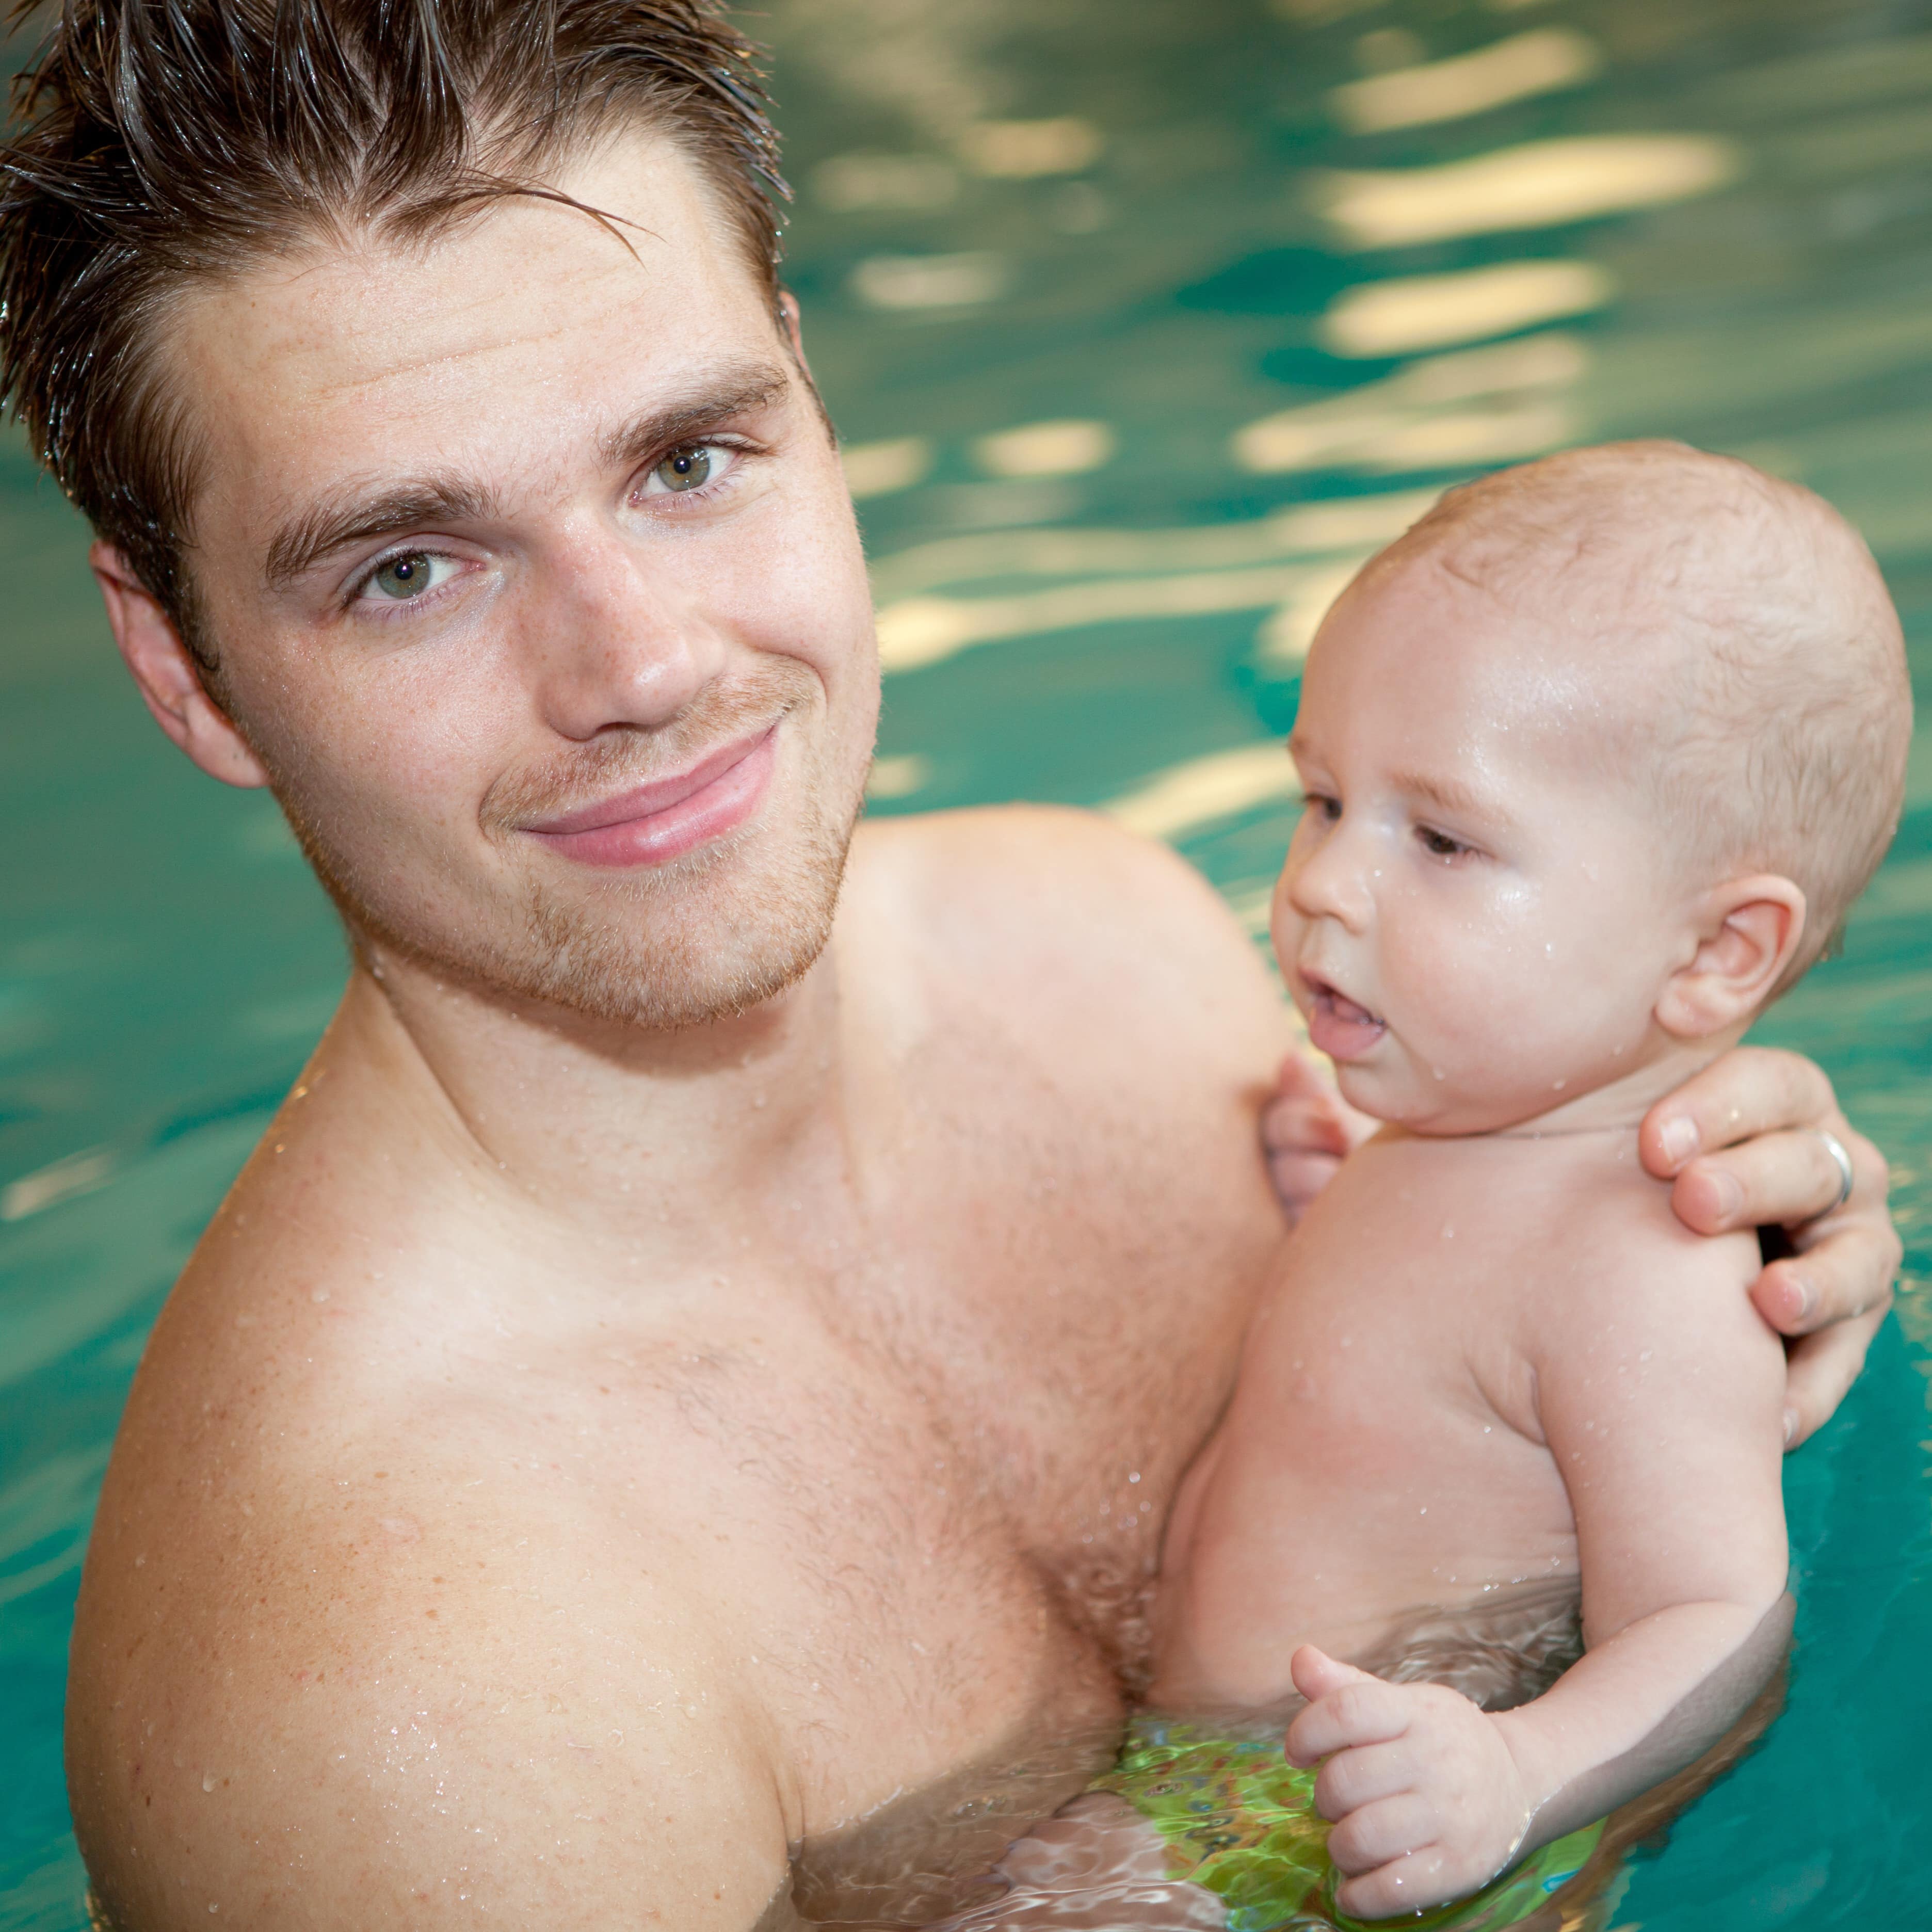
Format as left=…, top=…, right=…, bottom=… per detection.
left=169, top=131, right=776, bottom=512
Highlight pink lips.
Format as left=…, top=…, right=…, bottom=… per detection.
left=524, top=725, right=778, bottom=868
left=1302, top=973, right=1387, bottom=1061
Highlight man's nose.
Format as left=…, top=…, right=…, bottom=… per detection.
left=522, top=521, right=728, bottom=740
left=1285, top=817, right=1374, bottom=934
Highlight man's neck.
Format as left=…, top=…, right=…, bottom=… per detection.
left=323, top=933, right=865, bottom=1253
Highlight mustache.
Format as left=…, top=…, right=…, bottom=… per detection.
left=481, top=672, right=811, bottom=833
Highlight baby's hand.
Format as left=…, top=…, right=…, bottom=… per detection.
left=1261, top=1052, right=1376, bottom=1226
left=1285, top=1647, right=1540, bottom=1921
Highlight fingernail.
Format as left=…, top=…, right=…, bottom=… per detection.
left=1708, top=1171, right=1745, bottom=1221
left=1790, top=1275, right=1818, bottom=1323
left=1660, top=1115, right=1699, bottom=1168
left=1782, top=1408, right=1799, bottom=1448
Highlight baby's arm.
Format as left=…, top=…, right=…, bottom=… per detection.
left=1287, top=1226, right=1790, bottom=1920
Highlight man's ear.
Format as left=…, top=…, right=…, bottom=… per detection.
left=91, top=541, right=270, bottom=790
left=1654, top=875, right=1808, bottom=1038
left=777, top=291, right=839, bottom=445
left=778, top=290, right=808, bottom=368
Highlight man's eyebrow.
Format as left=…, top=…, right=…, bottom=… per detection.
left=262, top=364, right=794, bottom=592
left=595, top=362, right=792, bottom=471
left=265, top=480, right=497, bottom=591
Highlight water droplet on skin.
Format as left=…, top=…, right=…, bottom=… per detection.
left=311, top=1288, right=330, bottom=1303
left=1552, top=1078, right=1567, bottom=1091
left=202, top=1774, right=217, bottom=1793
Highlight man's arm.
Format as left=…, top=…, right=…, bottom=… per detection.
left=67, top=1512, right=797, bottom=1932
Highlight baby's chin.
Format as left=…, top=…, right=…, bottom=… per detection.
left=1333, top=1059, right=1566, bottom=1138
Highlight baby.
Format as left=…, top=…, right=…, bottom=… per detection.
left=957, top=442, right=1911, bottom=1931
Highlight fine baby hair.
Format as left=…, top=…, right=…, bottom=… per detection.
left=1376, top=440, right=1911, bottom=992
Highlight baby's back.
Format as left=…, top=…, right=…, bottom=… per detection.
left=1151, top=1128, right=1762, bottom=1711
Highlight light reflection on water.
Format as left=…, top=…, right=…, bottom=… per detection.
left=5, top=1, right=1932, bottom=1925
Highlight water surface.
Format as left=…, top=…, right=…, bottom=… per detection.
left=5, top=1, right=1932, bottom=1924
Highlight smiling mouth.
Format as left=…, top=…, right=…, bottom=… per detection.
left=523, top=723, right=780, bottom=869
left=1301, top=971, right=1387, bottom=1061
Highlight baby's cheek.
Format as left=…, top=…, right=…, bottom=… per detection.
left=1390, top=931, right=1555, bottom=1094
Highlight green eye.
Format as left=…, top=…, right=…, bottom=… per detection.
left=655, top=445, right=714, bottom=492
left=372, top=552, right=436, bottom=600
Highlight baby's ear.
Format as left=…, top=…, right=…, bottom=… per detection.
left=1654, top=876, right=1807, bottom=1038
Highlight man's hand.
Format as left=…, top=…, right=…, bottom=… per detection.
left=1284, top=1648, right=1535, bottom=1920
left=1640, top=1047, right=1901, bottom=1448
left=1261, top=1052, right=1376, bottom=1226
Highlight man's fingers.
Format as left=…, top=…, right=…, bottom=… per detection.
left=1754, top=1217, right=1902, bottom=1336
left=1639, top=1047, right=1836, bottom=1179
left=1782, top=1302, right=1891, bottom=1450
left=1332, top=1847, right=1452, bottom=1921
left=1324, top=1794, right=1435, bottom=1874
left=1669, top=1118, right=1883, bottom=1238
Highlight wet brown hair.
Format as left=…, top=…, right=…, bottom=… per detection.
left=0, top=0, right=788, bottom=658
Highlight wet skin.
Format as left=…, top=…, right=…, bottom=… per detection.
left=63, top=132, right=1896, bottom=1931
left=62, top=132, right=1294, bottom=1929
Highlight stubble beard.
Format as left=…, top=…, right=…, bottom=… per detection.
left=278, top=701, right=868, bottom=1034
left=511, top=788, right=860, bottom=1028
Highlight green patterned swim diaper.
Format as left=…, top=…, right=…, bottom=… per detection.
left=1090, top=1716, right=1603, bottom=1932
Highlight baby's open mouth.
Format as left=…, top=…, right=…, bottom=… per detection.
left=1302, top=972, right=1387, bottom=1062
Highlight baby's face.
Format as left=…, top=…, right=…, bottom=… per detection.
left=1275, top=548, right=1692, bottom=1134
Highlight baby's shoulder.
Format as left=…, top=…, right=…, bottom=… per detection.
left=1520, top=1152, right=1769, bottom=1364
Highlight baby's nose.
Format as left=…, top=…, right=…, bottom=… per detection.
left=1285, top=838, right=1374, bottom=934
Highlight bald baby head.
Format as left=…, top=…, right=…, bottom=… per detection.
left=1380, top=441, right=1910, bottom=987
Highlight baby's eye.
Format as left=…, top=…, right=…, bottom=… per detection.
left=1301, top=792, right=1341, bottom=823
left=1416, top=825, right=1471, bottom=860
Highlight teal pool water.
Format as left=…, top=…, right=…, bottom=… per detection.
left=4, top=0, right=1931, bottom=1924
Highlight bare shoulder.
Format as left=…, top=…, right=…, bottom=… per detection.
left=1524, top=1153, right=1783, bottom=1398
left=67, top=1108, right=796, bottom=1932
left=849, top=804, right=1293, bottom=1074
left=68, top=1374, right=792, bottom=1931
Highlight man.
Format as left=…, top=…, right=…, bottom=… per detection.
left=0, top=4, right=1895, bottom=1925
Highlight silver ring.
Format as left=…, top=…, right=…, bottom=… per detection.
left=1812, top=1127, right=1856, bottom=1214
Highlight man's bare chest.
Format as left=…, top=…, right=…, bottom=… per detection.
left=490, top=1178, right=1257, bottom=1840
